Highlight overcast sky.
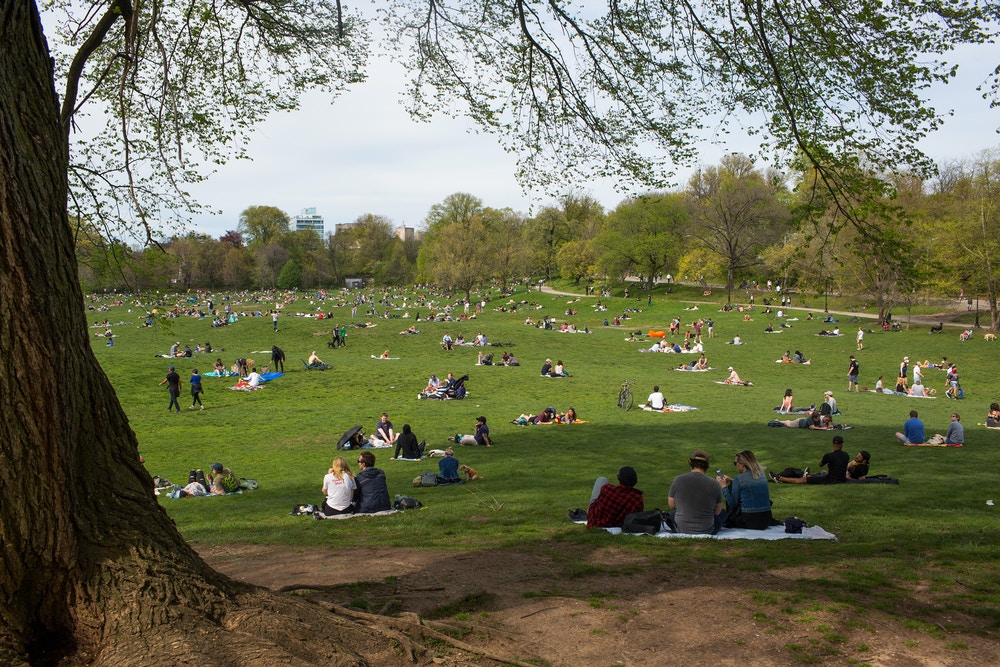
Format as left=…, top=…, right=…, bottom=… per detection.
left=185, top=43, right=999, bottom=240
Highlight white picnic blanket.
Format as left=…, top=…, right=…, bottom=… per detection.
left=574, top=521, right=836, bottom=540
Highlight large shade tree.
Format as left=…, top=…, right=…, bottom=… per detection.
left=2, top=0, right=997, bottom=664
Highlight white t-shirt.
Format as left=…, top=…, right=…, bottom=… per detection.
left=647, top=392, right=666, bottom=410
left=323, top=473, right=356, bottom=511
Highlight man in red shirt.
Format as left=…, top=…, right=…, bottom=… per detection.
left=586, top=466, right=644, bottom=528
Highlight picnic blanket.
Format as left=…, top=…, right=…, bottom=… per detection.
left=672, top=367, right=716, bottom=372
left=715, top=380, right=754, bottom=386
left=643, top=404, right=699, bottom=413
left=903, top=441, right=962, bottom=447
left=314, top=509, right=400, bottom=519
left=371, top=355, right=401, bottom=360
left=846, top=475, right=900, bottom=484
left=865, top=389, right=936, bottom=398
left=774, top=359, right=811, bottom=364
left=773, top=408, right=815, bottom=414
left=204, top=370, right=238, bottom=377
left=572, top=520, right=836, bottom=540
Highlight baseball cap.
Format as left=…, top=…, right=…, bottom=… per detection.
left=168, top=366, right=174, bottom=371
left=210, top=463, right=223, bottom=473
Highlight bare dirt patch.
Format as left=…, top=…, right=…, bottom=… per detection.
left=201, top=544, right=999, bottom=666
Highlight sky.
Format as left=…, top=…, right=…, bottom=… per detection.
left=185, top=43, right=1000, bottom=240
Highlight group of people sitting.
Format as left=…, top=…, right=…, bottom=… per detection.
left=581, top=439, right=873, bottom=535
left=675, top=353, right=709, bottom=371
left=513, top=407, right=579, bottom=424
left=777, top=350, right=809, bottom=364
left=895, top=410, right=964, bottom=446
left=418, top=372, right=469, bottom=399
left=540, top=359, right=569, bottom=377
left=169, top=463, right=241, bottom=498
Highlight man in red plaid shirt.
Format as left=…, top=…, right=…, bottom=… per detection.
left=586, top=466, right=644, bottom=528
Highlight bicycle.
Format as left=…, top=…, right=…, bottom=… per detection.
left=617, top=380, right=635, bottom=411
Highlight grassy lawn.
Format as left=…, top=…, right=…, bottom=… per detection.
left=91, top=282, right=1000, bottom=632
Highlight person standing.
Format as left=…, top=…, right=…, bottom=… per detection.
left=856, top=327, right=864, bottom=350
left=586, top=466, right=644, bottom=528
left=895, top=410, right=925, bottom=445
left=847, top=355, right=860, bottom=392
left=272, top=310, right=279, bottom=332
left=271, top=345, right=285, bottom=372
left=189, top=368, right=204, bottom=410
left=159, top=365, right=182, bottom=413
left=340, top=324, right=348, bottom=348
left=667, top=451, right=724, bottom=534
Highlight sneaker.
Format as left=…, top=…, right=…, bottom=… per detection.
left=803, top=467, right=810, bottom=476
left=769, top=472, right=781, bottom=483
left=189, top=406, right=195, bottom=410
left=200, top=406, right=205, bottom=410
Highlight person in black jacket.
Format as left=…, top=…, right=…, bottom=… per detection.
left=271, top=345, right=285, bottom=372
left=354, top=451, right=391, bottom=513
left=391, top=424, right=425, bottom=460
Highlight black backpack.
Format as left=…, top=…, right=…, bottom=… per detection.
left=622, top=509, right=665, bottom=534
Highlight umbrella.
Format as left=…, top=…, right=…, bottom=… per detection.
left=337, top=425, right=364, bottom=450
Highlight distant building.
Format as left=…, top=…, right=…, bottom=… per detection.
left=395, top=226, right=415, bottom=243
left=335, top=222, right=360, bottom=235
left=294, top=208, right=324, bottom=236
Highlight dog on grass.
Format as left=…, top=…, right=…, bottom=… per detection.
left=459, top=464, right=481, bottom=481
left=985, top=333, right=997, bottom=342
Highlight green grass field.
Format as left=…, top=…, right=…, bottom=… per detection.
left=91, top=282, right=1000, bottom=630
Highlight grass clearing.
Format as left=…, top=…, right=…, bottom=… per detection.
left=91, top=282, right=1000, bottom=634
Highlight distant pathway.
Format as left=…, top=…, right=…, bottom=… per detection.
left=537, top=285, right=983, bottom=330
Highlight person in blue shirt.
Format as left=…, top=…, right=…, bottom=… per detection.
left=717, top=450, right=775, bottom=529
left=438, top=447, right=460, bottom=483
left=896, top=410, right=925, bottom=444
left=189, top=368, right=204, bottom=410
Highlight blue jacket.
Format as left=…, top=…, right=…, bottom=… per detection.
left=722, top=471, right=771, bottom=513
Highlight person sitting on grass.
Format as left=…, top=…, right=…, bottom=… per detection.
left=645, top=385, right=666, bottom=410
left=895, top=410, right=925, bottom=445
left=717, top=450, right=776, bottom=529
left=437, top=447, right=461, bottom=483
left=450, top=415, right=492, bottom=447
left=777, top=389, right=794, bottom=414
left=585, top=466, right=644, bottom=529
left=391, top=423, right=426, bottom=460
left=846, top=450, right=871, bottom=481
left=354, top=451, right=391, bottom=513
left=931, top=413, right=964, bottom=446
left=206, top=462, right=241, bottom=495
left=987, top=403, right=1000, bottom=428
left=307, top=351, right=326, bottom=368
left=770, top=436, right=850, bottom=485
left=320, top=456, right=356, bottom=516
left=667, top=451, right=724, bottom=535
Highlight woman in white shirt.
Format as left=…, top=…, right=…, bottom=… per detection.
left=321, top=457, right=356, bottom=516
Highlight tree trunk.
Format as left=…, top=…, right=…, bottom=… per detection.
left=0, top=4, right=386, bottom=665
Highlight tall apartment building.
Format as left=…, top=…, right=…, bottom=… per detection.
left=294, top=207, right=325, bottom=236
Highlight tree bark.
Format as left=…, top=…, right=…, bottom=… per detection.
left=0, top=3, right=386, bottom=665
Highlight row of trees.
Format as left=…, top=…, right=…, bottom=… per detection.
left=77, top=152, right=1000, bottom=329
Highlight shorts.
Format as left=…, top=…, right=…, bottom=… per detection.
left=849, top=375, right=858, bottom=383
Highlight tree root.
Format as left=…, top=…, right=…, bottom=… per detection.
left=320, top=601, right=538, bottom=667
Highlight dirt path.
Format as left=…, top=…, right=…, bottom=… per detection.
left=201, top=544, right=998, bottom=666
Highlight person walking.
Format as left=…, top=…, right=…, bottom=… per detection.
left=158, top=365, right=182, bottom=413
left=272, top=310, right=279, bottom=332
left=189, top=368, right=204, bottom=410
left=847, top=355, right=859, bottom=392
left=856, top=327, right=864, bottom=350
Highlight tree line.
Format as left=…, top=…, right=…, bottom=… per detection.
left=78, top=151, right=1000, bottom=329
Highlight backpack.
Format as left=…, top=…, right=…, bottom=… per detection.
left=394, top=496, right=422, bottom=510
left=784, top=517, right=807, bottom=534
left=419, top=471, right=438, bottom=487
left=220, top=472, right=241, bottom=493
left=622, top=509, right=665, bottom=534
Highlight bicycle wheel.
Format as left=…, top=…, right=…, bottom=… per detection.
left=620, top=389, right=634, bottom=411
